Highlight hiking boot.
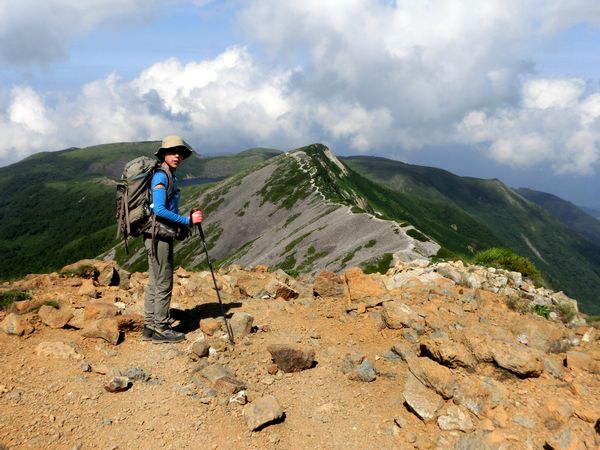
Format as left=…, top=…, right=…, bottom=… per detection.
left=142, top=326, right=154, bottom=341
left=152, top=327, right=185, bottom=344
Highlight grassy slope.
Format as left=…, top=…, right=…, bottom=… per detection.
left=0, top=143, right=280, bottom=279
left=342, top=155, right=600, bottom=314
left=516, top=187, right=600, bottom=248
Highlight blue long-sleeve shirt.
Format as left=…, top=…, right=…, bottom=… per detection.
left=150, top=170, right=190, bottom=227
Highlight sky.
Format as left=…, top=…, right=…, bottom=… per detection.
left=1, top=1, right=600, bottom=206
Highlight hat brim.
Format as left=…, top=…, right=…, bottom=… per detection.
left=155, top=145, right=193, bottom=160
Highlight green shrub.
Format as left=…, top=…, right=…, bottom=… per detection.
left=531, top=304, right=550, bottom=319
left=556, top=303, right=577, bottom=323
left=406, top=228, right=429, bottom=242
left=474, top=247, right=542, bottom=285
left=363, top=253, right=393, bottom=275
left=0, top=289, right=31, bottom=310
left=28, top=300, right=60, bottom=314
left=60, top=264, right=98, bottom=279
left=433, top=247, right=460, bottom=261
left=505, top=295, right=530, bottom=314
left=364, top=239, right=377, bottom=248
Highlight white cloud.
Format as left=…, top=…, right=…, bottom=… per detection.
left=0, top=0, right=165, bottom=65
left=458, top=78, right=600, bottom=174
left=2, top=0, right=600, bottom=175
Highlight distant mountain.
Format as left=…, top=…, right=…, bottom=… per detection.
left=342, top=155, right=600, bottom=314
left=0, top=142, right=280, bottom=279
left=2, top=142, right=600, bottom=314
left=516, top=188, right=600, bottom=248
left=107, top=144, right=439, bottom=277
left=578, top=206, right=600, bottom=220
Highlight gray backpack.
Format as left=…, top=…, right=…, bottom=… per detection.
left=115, top=156, right=173, bottom=253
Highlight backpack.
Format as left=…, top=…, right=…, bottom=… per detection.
left=115, top=156, right=173, bottom=254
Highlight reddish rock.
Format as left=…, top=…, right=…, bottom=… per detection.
left=191, top=340, right=210, bottom=358
left=344, top=268, right=388, bottom=306
left=382, top=301, right=425, bottom=330
left=78, top=279, right=99, bottom=298
left=116, top=313, right=144, bottom=332
left=38, top=305, right=73, bottom=329
left=419, top=337, right=477, bottom=370
left=541, top=398, right=573, bottom=430
left=82, top=318, right=121, bottom=345
left=213, top=376, right=245, bottom=395
left=407, top=356, right=456, bottom=400
left=313, top=270, right=345, bottom=298
left=267, top=344, right=316, bottom=373
left=199, top=318, right=222, bottom=336
left=566, top=351, right=592, bottom=372
left=84, top=301, right=120, bottom=321
left=491, top=342, right=543, bottom=378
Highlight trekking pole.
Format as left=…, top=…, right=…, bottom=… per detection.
left=196, top=222, right=234, bottom=344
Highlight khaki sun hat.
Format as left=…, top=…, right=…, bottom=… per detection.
left=155, top=135, right=193, bottom=160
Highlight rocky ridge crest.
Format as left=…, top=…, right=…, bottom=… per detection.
left=0, top=258, right=599, bottom=449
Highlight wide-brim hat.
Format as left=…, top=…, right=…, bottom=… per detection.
left=155, top=135, right=193, bottom=160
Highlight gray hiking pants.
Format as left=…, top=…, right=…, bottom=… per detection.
left=144, top=236, right=174, bottom=329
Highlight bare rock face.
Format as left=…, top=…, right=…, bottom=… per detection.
left=242, top=395, right=285, bottom=431
left=403, top=372, right=444, bottom=423
left=491, top=341, right=544, bottom=378
left=382, top=301, right=424, bottom=330
left=267, top=344, right=316, bottom=373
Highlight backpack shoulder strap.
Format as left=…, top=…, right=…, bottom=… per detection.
left=154, top=166, right=174, bottom=200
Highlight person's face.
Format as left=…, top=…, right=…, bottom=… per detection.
left=163, top=148, right=185, bottom=171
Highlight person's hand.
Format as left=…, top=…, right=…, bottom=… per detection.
left=191, top=209, right=203, bottom=225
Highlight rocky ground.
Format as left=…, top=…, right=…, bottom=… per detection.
left=1, top=259, right=599, bottom=450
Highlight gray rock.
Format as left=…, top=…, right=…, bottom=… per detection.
left=342, top=353, right=376, bottom=382
left=0, top=313, right=33, bottom=336
left=243, top=395, right=285, bottom=431
left=230, top=312, right=254, bottom=340
left=267, top=344, right=316, bottom=373
left=437, top=405, right=474, bottom=432
left=200, top=364, right=234, bottom=384
left=191, top=340, right=210, bottom=358
left=104, top=376, right=131, bottom=393
left=402, top=372, right=444, bottom=422
left=123, top=368, right=150, bottom=382
left=80, top=362, right=92, bottom=372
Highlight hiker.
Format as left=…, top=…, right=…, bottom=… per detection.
left=143, top=135, right=203, bottom=343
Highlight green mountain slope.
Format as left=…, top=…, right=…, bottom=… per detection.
left=0, top=142, right=280, bottom=279
left=342, top=155, right=600, bottom=314
left=516, top=187, right=600, bottom=248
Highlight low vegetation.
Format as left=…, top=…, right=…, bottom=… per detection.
left=0, top=289, right=31, bottom=310
left=59, top=264, right=99, bottom=279
left=474, top=247, right=542, bottom=286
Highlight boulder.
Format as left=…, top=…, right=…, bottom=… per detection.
left=341, top=353, right=376, bottom=382
left=38, top=305, right=73, bottom=329
left=267, top=344, right=316, bottom=373
left=78, top=279, right=99, bottom=298
left=0, top=313, right=34, bottom=336
left=402, top=372, right=444, bottom=423
left=437, top=405, right=475, bottom=432
left=98, top=265, right=120, bottom=287
left=116, top=313, right=144, bottom=332
left=242, top=395, right=285, bottom=431
left=344, top=267, right=388, bottom=307
left=84, top=301, right=120, bottom=321
left=313, top=270, right=345, bottom=298
left=419, top=337, right=477, bottom=370
left=82, top=318, right=121, bottom=345
left=565, top=351, right=592, bottom=372
left=199, top=318, right=222, bottom=336
left=230, top=312, right=254, bottom=340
